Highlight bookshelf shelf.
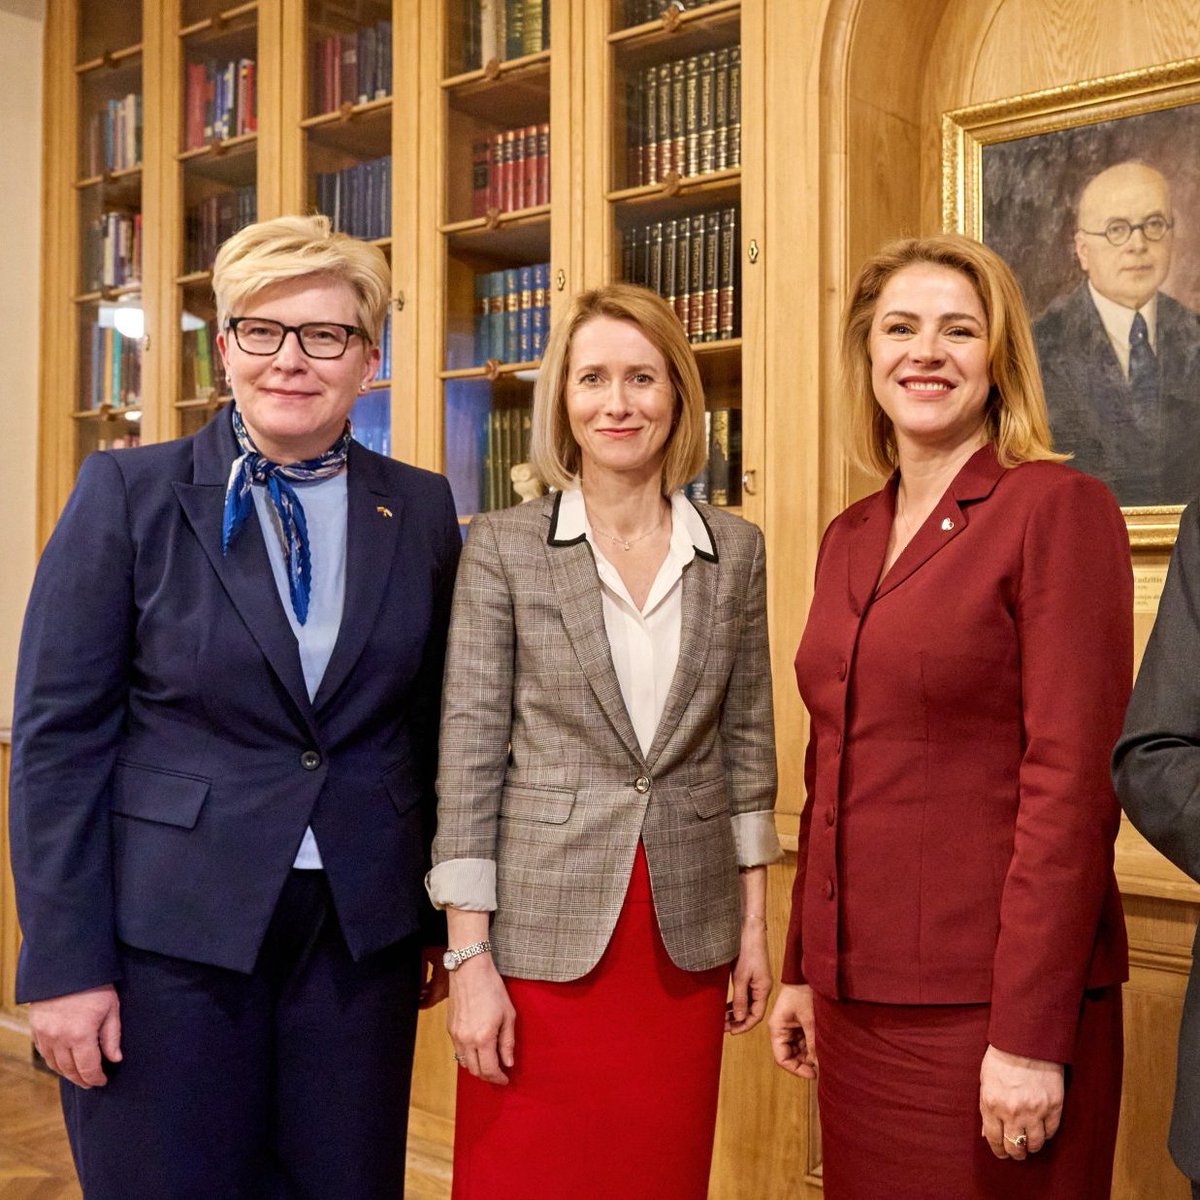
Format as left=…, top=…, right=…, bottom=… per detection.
left=443, top=60, right=551, bottom=128
left=71, top=404, right=144, bottom=422
left=305, top=104, right=392, bottom=159
left=610, top=3, right=739, bottom=64
left=607, top=168, right=741, bottom=215
left=75, top=167, right=144, bottom=193
left=174, top=395, right=225, bottom=409
left=177, top=133, right=257, bottom=166
left=73, top=282, right=144, bottom=304
left=441, top=49, right=551, bottom=92
left=75, top=44, right=145, bottom=74
left=611, top=0, right=740, bottom=41
left=300, top=95, right=392, bottom=129
left=439, top=359, right=540, bottom=382
left=444, top=214, right=551, bottom=265
left=179, top=2, right=259, bottom=41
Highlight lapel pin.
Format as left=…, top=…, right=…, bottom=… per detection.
left=941, top=517, right=954, bottom=531
left=376, top=505, right=393, bottom=518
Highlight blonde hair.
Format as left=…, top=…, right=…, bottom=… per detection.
left=212, top=214, right=391, bottom=343
left=842, top=233, right=1065, bottom=476
left=529, top=284, right=707, bottom=493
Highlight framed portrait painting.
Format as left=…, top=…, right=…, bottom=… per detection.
left=944, top=58, right=1200, bottom=545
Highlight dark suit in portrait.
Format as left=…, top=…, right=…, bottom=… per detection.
left=1034, top=282, right=1200, bottom=506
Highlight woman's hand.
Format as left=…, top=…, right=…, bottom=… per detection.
left=768, top=983, right=818, bottom=1079
left=447, top=954, right=517, bottom=1085
left=727, top=918, right=771, bottom=1034
left=978, top=1044, right=1064, bottom=1159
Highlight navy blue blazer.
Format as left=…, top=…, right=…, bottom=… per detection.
left=1033, top=281, right=1200, bottom=506
left=9, top=407, right=461, bottom=1003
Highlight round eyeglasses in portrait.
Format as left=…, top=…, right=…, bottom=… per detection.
left=1077, top=216, right=1174, bottom=246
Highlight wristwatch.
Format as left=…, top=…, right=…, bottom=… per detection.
left=442, top=939, right=492, bottom=971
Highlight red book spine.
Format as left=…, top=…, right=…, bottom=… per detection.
left=186, top=61, right=205, bottom=149
left=537, top=122, right=550, bottom=206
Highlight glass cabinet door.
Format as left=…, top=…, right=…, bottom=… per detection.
left=74, top=5, right=147, bottom=465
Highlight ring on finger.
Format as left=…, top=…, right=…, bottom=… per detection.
left=1003, top=1131, right=1028, bottom=1149
left=452, top=1051, right=466, bottom=1065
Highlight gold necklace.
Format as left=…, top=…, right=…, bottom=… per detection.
left=588, top=505, right=667, bottom=552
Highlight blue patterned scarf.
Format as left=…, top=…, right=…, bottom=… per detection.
left=221, top=407, right=351, bottom=625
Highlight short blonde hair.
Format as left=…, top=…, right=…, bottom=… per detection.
left=212, top=214, right=391, bottom=343
left=529, top=284, right=707, bottom=493
left=842, top=233, right=1065, bottom=476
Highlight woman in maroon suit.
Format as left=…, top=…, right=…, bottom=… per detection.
left=768, top=234, right=1130, bottom=1198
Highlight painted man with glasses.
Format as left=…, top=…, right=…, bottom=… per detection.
left=1034, top=160, right=1200, bottom=505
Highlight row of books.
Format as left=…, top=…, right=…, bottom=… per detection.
left=184, top=186, right=257, bottom=274
left=311, top=21, right=393, bottom=114
left=685, top=408, right=742, bottom=506
left=79, top=324, right=142, bottom=411
left=621, top=0, right=722, bottom=26
left=625, top=47, right=741, bottom=187
left=180, top=320, right=223, bottom=400
left=460, top=1, right=549, bottom=70
left=480, top=404, right=532, bottom=511
left=315, top=156, right=391, bottom=240
left=82, top=210, right=142, bottom=292
left=184, top=58, right=258, bottom=149
left=471, top=124, right=550, bottom=216
left=473, top=263, right=550, bottom=366
left=83, top=92, right=142, bottom=176
left=621, top=206, right=740, bottom=344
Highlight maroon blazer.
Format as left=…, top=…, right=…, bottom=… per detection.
left=782, top=445, right=1130, bottom=1064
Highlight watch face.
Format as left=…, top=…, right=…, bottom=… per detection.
left=442, top=950, right=457, bottom=971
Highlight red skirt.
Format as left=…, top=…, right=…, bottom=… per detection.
left=813, top=987, right=1123, bottom=1200
left=451, top=842, right=729, bottom=1200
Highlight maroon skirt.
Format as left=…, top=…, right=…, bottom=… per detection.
left=451, top=842, right=729, bottom=1200
left=813, top=987, right=1123, bottom=1200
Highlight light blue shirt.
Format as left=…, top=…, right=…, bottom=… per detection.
left=252, top=470, right=348, bottom=869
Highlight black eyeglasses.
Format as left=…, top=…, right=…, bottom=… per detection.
left=225, top=317, right=371, bottom=359
left=1077, top=216, right=1174, bottom=246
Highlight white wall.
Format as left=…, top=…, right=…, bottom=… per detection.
left=0, top=0, right=44, bottom=725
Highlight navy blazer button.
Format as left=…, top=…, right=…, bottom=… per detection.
left=300, top=750, right=322, bottom=771
left=634, top=775, right=651, bottom=794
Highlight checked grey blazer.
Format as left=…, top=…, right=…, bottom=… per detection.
left=429, top=490, right=780, bottom=982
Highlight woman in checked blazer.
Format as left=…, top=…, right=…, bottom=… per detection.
left=428, top=283, right=782, bottom=1199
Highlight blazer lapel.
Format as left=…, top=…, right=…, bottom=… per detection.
left=313, top=444, right=403, bottom=709
left=544, top=494, right=644, bottom=764
left=173, top=410, right=316, bottom=734
left=645, top=553, right=714, bottom=769
left=873, top=444, right=1005, bottom=600
left=848, top=484, right=894, bottom=613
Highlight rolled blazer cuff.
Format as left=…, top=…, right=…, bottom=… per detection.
left=733, top=811, right=784, bottom=868
left=425, top=858, right=497, bottom=911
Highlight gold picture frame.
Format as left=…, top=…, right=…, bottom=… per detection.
left=944, top=58, right=1200, bottom=547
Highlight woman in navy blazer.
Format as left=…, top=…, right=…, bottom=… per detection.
left=9, top=215, right=461, bottom=1199
left=768, top=234, right=1130, bottom=1198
